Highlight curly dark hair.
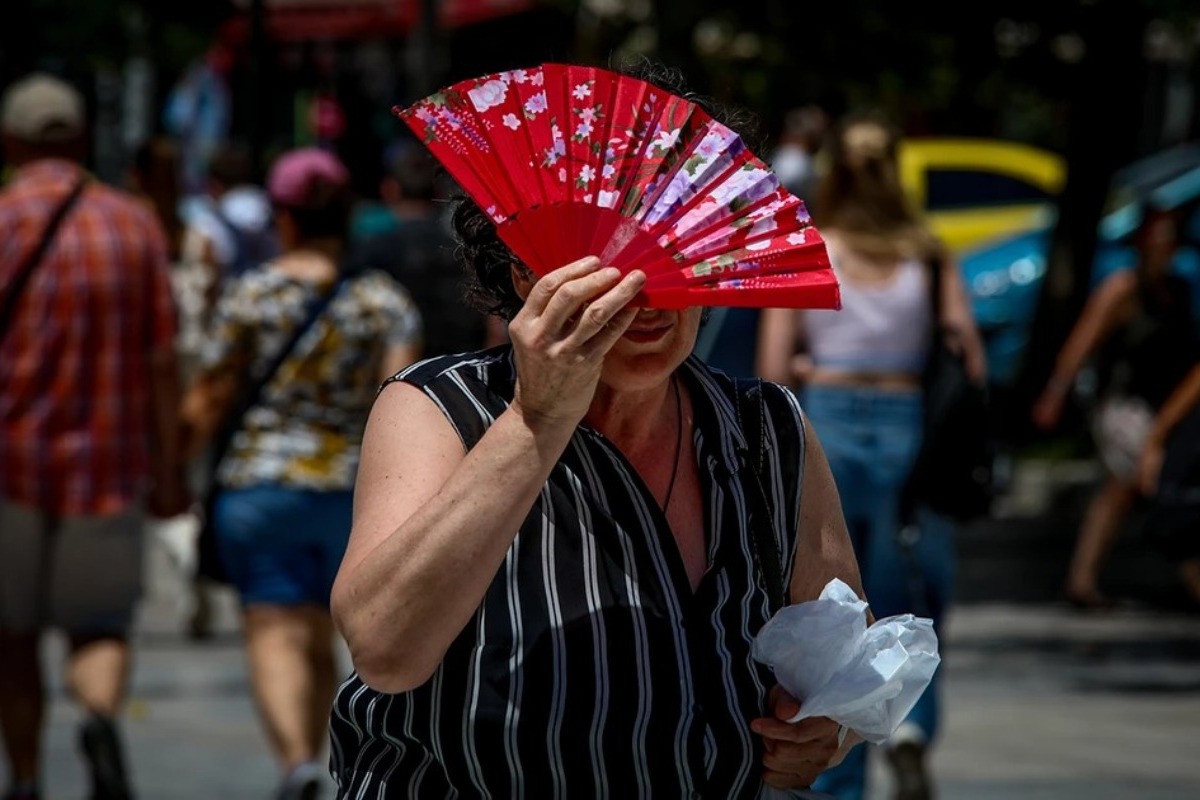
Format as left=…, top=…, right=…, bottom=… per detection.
left=451, top=57, right=763, bottom=320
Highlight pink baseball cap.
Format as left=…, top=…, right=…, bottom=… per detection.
left=267, top=147, right=349, bottom=207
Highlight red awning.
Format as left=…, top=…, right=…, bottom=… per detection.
left=229, top=0, right=535, bottom=41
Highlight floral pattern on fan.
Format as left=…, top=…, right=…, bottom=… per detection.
left=396, top=63, right=839, bottom=310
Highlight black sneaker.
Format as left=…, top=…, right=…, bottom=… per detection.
left=79, top=715, right=134, bottom=800
left=887, top=741, right=932, bottom=800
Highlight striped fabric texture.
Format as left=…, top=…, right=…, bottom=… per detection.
left=330, top=348, right=808, bottom=799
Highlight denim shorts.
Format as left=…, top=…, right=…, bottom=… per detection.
left=214, top=485, right=354, bottom=608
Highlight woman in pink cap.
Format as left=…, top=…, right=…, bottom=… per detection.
left=182, top=148, right=424, bottom=799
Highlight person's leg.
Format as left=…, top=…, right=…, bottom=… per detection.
left=307, top=489, right=353, bottom=759
left=216, top=486, right=349, bottom=787
left=0, top=501, right=53, bottom=795
left=888, top=509, right=955, bottom=746
left=856, top=391, right=933, bottom=800
left=802, top=387, right=871, bottom=800
left=68, top=636, right=135, bottom=800
left=1065, top=476, right=1137, bottom=606
left=243, top=605, right=326, bottom=768
left=306, top=612, right=338, bottom=758
left=0, top=632, right=43, bottom=791
left=53, top=508, right=145, bottom=800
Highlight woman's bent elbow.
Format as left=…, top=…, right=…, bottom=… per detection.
left=331, top=589, right=440, bottom=693
left=350, top=648, right=437, bottom=695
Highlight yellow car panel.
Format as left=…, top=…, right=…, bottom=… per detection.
left=925, top=205, right=1058, bottom=254
left=899, top=138, right=1066, bottom=254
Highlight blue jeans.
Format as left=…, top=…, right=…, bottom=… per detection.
left=801, top=386, right=955, bottom=800
left=214, top=485, right=354, bottom=608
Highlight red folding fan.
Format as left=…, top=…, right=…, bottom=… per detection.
left=396, top=64, right=840, bottom=309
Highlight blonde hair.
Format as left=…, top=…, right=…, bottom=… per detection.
left=813, top=111, right=937, bottom=261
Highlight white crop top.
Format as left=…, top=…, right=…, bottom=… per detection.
left=804, top=248, right=933, bottom=375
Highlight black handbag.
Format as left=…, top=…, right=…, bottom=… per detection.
left=195, top=275, right=347, bottom=584
left=902, top=252, right=994, bottom=524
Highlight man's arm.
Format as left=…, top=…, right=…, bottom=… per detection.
left=144, top=223, right=189, bottom=517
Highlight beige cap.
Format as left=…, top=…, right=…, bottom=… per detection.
left=1, top=73, right=84, bottom=143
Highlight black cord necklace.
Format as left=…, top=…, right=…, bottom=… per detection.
left=662, top=374, right=683, bottom=513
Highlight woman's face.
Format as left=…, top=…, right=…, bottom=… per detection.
left=599, top=306, right=704, bottom=392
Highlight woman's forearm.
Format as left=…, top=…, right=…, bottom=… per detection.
left=332, top=403, right=576, bottom=693
left=1047, top=273, right=1135, bottom=391
left=1150, top=364, right=1200, bottom=444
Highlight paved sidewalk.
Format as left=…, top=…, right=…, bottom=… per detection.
left=920, top=605, right=1200, bottom=800
left=6, top=519, right=1200, bottom=799
left=10, top=598, right=1199, bottom=799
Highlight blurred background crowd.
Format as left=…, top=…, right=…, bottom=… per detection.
left=1, top=1, right=1199, bottom=799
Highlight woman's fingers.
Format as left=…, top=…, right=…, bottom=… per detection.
left=522, top=256, right=603, bottom=316
left=581, top=306, right=639, bottom=359
left=519, top=255, right=602, bottom=316
left=568, top=270, right=646, bottom=347
left=537, top=266, right=623, bottom=330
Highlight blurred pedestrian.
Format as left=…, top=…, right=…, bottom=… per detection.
left=1033, top=204, right=1199, bottom=609
left=127, top=136, right=222, bottom=636
left=180, top=148, right=422, bottom=800
left=0, top=73, right=188, bottom=800
left=770, top=104, right=829, bottom=203
left=177, top=145, right=280, bottom=640
left=758, top=110, right=986, bottom=800
left=1139, top=362, right=1200, bottom=606
left=347, top=143, right=489, bottom=357
left=179, top=144, right=279, bottom=322
left=126, top=137, right=184, bottom=263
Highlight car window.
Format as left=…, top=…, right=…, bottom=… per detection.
left=925, top=169, right=1053, bottom=211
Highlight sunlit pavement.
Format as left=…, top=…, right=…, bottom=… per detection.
left=9, top=470, right=1200, bottom=799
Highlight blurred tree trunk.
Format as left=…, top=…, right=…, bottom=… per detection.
left=1014, top=2, right=1151, bottom=432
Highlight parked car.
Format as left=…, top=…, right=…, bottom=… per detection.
left=901, top=138, right=1200, bottom=388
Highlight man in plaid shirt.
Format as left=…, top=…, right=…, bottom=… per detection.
left=0, top=74, right=188, bottom=800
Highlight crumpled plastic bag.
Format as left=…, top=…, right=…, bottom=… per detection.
left=751, top=578, right=941, bottom=745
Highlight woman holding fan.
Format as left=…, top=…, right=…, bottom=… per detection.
left=329, top=63, right=866, bottom=798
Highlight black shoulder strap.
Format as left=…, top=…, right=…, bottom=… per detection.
left=210, top=274, right=348, bottom=469
left=927, top=246, right=945, bottom=329
left=0, top=176, right=88, bottom=344
left=733, top=377, right=788, bottom=614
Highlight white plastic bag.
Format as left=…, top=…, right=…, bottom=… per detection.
left=751, top=578, right=941, bottom=745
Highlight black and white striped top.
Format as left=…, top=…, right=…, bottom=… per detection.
left=330, top=348, right=807, bottom=799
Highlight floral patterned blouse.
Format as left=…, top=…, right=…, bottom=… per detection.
left=199, top=265, right=422, bottom=491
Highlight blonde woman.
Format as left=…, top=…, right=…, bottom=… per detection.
left=758, top=112, right=985, bottom=800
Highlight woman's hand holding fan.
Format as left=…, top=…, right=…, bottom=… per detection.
left=509, top=257, right=646, bottom=426
left=397, top=64, right=840, bottom=310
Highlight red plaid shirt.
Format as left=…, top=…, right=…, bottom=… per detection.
left=0, top=160, right=177, bottom=516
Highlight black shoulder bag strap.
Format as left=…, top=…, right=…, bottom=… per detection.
left=0, top=176, right=88, bottom=344
left=209, top=274, right=348, bottom=472
left=197, top=274, right=347, bottom=585
left=734, top=377, right=788, bottom=615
